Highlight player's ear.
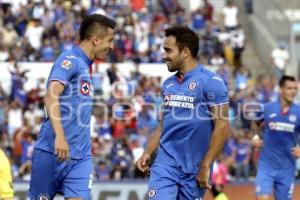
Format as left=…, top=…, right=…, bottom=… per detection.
left=182, top=47, right=190, bottom=58
left=91, top=36, right=99, bottom=46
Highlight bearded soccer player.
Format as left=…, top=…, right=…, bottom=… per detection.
left=136, top=26, right=230, bottom=199
left=252, top=75, right=300, bottom=200
left=28, top=14, right=116, bottom=200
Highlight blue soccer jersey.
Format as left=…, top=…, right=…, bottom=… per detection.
left=259, top=100, right=300, bottom=170
left=255, top=100, right=300, bottom=199
left=157, top=64, right=228, bottom=174
left=34, top=45, right=94, bottom=159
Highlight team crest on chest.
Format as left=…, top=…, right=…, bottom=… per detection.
left=148, top=189, right=157, bottom=198
left=188, top=81, right=197, bottom=91
left=38, top=194, right=49, bottom=200
left=80, top=81, right=90, bottom=95
left=289, top=114, right=296, bottom=122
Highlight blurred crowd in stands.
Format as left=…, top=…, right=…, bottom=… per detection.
left=0, top=0, right=298, bottom=187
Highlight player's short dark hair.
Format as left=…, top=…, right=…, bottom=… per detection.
left=279, top=75, right=296, bottom=87
left=165, top=26, right=199, bottom=58
left=79, top=14, right=116, bottom=41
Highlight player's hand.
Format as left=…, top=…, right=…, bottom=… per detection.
left=251, top=138, right=263, bottom=149
left=196, top=163, right=211, bottom=189
left=291, top=146, right=300, bottom=158
left=55, top=135, right=70, bottom=161
left=136, top=152, right=151, bottom=174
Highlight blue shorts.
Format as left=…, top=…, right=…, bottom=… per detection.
left=28, top=148, right=93, bottom=200
left=255, top=166, right=294, bottom=200
left=147, top=163, right=205, bottom=200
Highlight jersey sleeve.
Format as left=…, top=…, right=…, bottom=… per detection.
left=204, top=75, right=229, bottom=107
left=47, top=55, right=79, bottom=87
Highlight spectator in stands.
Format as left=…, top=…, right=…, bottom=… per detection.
left=231, top=25, right=245, bottom=66
left=95, top=160, right=111, bottom=181
left=271, top=43, right=290, bottom=81
left=7, top=101, right=23, bottom=139
left=222, top=0, right=239, bottom=32
left=234, top=129, right=251, bottom=181
left=107, top=63, right=119, bottom=85
left=202, top=0, right=214, bottom=22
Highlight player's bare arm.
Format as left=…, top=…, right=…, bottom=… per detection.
left=197, top=104, right=230, bottom=189
left=291, top=134, right=300, bottom=157
left=44, top=81, right=70, bottom=161
left=136, top=120, right=162, bottom=174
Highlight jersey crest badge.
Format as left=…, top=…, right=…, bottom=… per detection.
left=289, top=114, right=296, bottom=122
left=188, top=81, right=197, bottom=91
left=38, top=194, right=49, bottom=200
left=80, top=81, right=90, bottom=95
left=148, top=189, right=157, bottom=199
left=61, top=60, right=72, bottom=70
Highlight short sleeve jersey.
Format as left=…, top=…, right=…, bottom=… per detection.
left=259, top=100, right=300, bottom=170
left=35, top=46, right=94, bottom=159
left=157, top=65, right=228, bottom=174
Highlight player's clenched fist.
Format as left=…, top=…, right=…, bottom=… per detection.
left=136, top=152, right=151, bottom=174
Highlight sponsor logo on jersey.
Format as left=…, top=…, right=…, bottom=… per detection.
left=268, top=122, right=295, bottom=133
left=188, top=81, right=197, bottom=91
left=66, top=55, right=77, bottom=59
left=166, top=83, right=174, bottom=89
left=212, top=76, right=223, bottom=81
left=81, top=81, right=90, bottom=95
left=164, top=94, right=195, bottom=109
left=148, top=189, right=157, bottom=199
left=61, top=60, right=72, bottom=70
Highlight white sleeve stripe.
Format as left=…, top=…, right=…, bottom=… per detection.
left=49, top=79, right=67, bottom=87
left=208, top=101, right=229, bottom=107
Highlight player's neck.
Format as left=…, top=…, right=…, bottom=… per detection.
left=280, top=97, right=292, bottom=109
left=180, top=58, right=198, bottom=74
left=79, top=42, right=94, bottom=60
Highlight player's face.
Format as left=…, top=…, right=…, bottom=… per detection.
left=281, top=80, right=298, bottom=103
left=162, top=36, right=184, bottom=72
left=94, top=28, right=114, bottom=60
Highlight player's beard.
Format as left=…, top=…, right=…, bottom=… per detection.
left=166, top=59, right=183, bottom=72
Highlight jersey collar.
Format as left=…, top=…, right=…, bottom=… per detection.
left=175, top=64, right=202, bottom=83
left=72, top=45, right=93, bottom=66
left=278, top=99, right=293, bottom=115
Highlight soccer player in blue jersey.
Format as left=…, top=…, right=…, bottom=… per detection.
left=136, top=26, right=230, bottom=199
left=252, top=75, right=300, bottom=200
left=28, top=14, right=116, bottom=200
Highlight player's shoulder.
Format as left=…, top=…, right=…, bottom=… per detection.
left=56, top=50, right=79, bottom=62
left=292, top=102, right=300, bottom=112
left=200, top=65, right=224, bottom=84
left=54, top=50, right=79, bottom=70
left=162, top=74, right=176, bottom=88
